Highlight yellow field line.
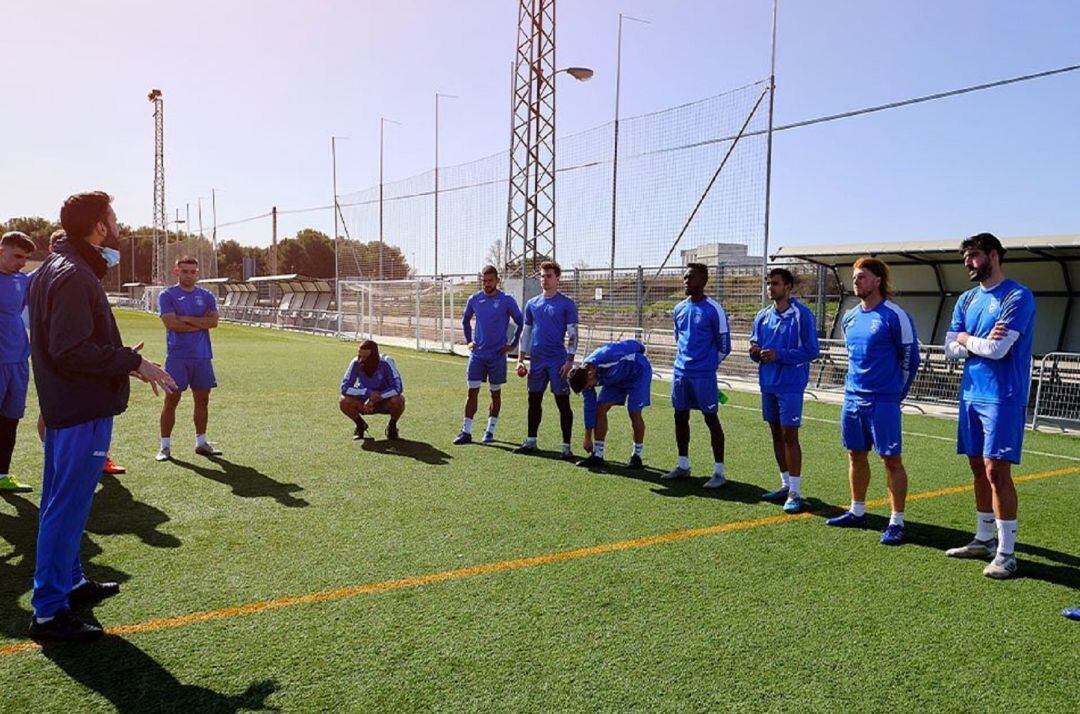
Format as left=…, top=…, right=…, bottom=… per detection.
left=2, top=465, right=1075, bottom=657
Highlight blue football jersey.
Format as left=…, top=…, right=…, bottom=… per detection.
left=842, top=300, right=920, bottom=400
left=523, top=292, right=578, bottom=365
left=341, top=356, right=403, bottom=397
left=750, top=298, right=820, bottom=394
left=584, top=339, right=650, bottom=388
left=950, top=279, right=1036, bottom=404
left=0, top=271, right=30, bottom=363
left=462, top=290, right=523, bottom=357
left=159, top=285, right=217, bottom=360
left=673, top=296, right=731, bottom=375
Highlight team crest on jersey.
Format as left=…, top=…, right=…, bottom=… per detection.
left=493, top=300, right=500, bottom=308
left=195, top=297, right=205, bottom=308
left=987, top=297, right=1000, bottom=315
left=869, top=319, right=881, bottom=334
left=692, top=312, right=703, bottom=324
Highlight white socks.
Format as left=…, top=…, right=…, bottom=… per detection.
left=487, top=417, right=498, bottom=435
left=632, top=443, right=643, bottom=458
left=524, top=437, right=537, bottom=447
left=161, top=437, right=171, bottom=449
left=677, top=455, right=690, bottom=470
left=889, top=511, right=905, bottom=527
left=462, top=418, right=473, bottom=435
left=713, top=462, right=725, bottom=477
left=787, top=476, right=801, bottom=497
left=976, top=511, right=996, bottom=542
left=196, top=433, right=208, bottom=448
left=780, top=470, right=790, bottom=489
left=996, top=519, right=1017, bottom=555
left=561, top=443, right=571, bottom=455
left=850, top=501, right=866, bottom=517
left=593, top=441, right=605, bottom=458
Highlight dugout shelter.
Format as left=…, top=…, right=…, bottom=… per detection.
left=774, top=234, right=1080, bottom=355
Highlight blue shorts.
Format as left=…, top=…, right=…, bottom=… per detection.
left=599, top=366, right=653, bottom=413
left=165, top=356, right=217, bottom=392
left=841, top=396, right=902, bottom=456
left=957, top=400, right=1026, bottom=464
left=761, top=391, right=803, bottom=427
left=671, top=372, right=719, bottom=414
left=528, top=361, right=569, bottom=395
left=0, top=361, right=29, bottom=419
left=467, top=353, right=507, bottom=388
left=342, top=393, right=402, bottom=414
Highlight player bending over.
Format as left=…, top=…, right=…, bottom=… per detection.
left=453, top=265, right=523, bottom=445
left=569, top=339, right=652, bottom=470
left=340, top=340, right=405, bottom=440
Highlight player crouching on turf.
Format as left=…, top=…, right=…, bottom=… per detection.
left=339, top=340, right=405, bottom=440
left=569, top=339, right=652, bottom=470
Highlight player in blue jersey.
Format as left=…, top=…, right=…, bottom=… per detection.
left=340, top=339, right=405, bottom=440
left=942, top=233, right=1036, bottom=579
left=156, top=257, right=220, bottom=461
left=827, top=257, right=920, bottom=545
left=515, top=261, right=579, bottom=459
left=453, top=265, right=523, bottom=445
left=663, top=263, right=731, bottom=488
left=569, top=339, right=652, bottom=470
left=750, top=268, right=820, bottom=513
left=0, top=231, right=35, bottom=492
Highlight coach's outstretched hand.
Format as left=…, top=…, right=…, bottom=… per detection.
left=134, top=356, right=177, bottom=396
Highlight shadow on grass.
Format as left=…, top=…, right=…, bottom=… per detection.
left=0, top=494, right=130, bottom=641
left=170, top=457, right=309, bottom=508
left=88, top=476, right=182, bottom=549
left=810, top=511, right=1080, bottom=591
left=360, top=437, right=452, bottom=465
left=42, top=636, right=278, bottom=713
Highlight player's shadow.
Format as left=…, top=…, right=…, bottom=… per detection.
left=586, top=461, right=772, bottom=504
left=41, top=636, right=278, bottom=713
left=87, top=476, right=182, bottom=549
left=0, top=494, right=130, bottom=641
left=818, top=512, right=1080, bottom=591
left=170, top=457, right=309, bottom=508
left=360, top=437, right=452, bottom=466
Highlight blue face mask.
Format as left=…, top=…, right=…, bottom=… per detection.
left=99, top=247, right=121, bottom=268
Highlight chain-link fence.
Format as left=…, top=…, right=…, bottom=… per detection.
left=337, top=83, right=769, bottom=281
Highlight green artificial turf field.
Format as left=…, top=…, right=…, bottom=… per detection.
left=1, top=310, right=1077, bottom=712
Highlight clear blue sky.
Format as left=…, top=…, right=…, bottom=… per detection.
left=1, top=0, right=1077, bottom=251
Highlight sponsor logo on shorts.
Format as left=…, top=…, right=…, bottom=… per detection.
left=887, top=442, right=899, bottom=450
left=92, top=451, right=107, bottom=457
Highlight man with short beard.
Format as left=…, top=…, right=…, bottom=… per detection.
left=340, top=339, right=405, bottom=440
left=943, top=232, right=1035, bottom=579
left=27, top=191, right=174, bottom=641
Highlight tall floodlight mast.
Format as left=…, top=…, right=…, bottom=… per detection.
left=504, top=0, right=557, bottom=298
left=148, top=89, right=166, bottom=285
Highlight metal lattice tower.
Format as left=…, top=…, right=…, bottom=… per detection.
left=148, top=89, right=166, bottom=285
left=504, top=0, right=557, bottom=283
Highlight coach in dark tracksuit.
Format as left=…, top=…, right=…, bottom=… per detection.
left=27, top=191, right=174, bottom=642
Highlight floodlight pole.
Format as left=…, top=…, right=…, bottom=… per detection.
left=435, top=92, right=458, bottom=278
left=379, top=117, right=401, bottom=281
left=762, top=0, right=778, bottom=303
left=211, top=188, right=219, bottom=277
left=610, top=14, right=649, bottom=293
left=332, top=136, right=341, bottom=284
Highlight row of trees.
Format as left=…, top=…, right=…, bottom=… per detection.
left=0, top=218, right=410, bottom=283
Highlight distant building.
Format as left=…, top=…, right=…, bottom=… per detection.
left=679, top=242, right=764, bottom=269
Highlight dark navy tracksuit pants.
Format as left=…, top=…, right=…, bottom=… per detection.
left=32, top=416, right=113, bottom=618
